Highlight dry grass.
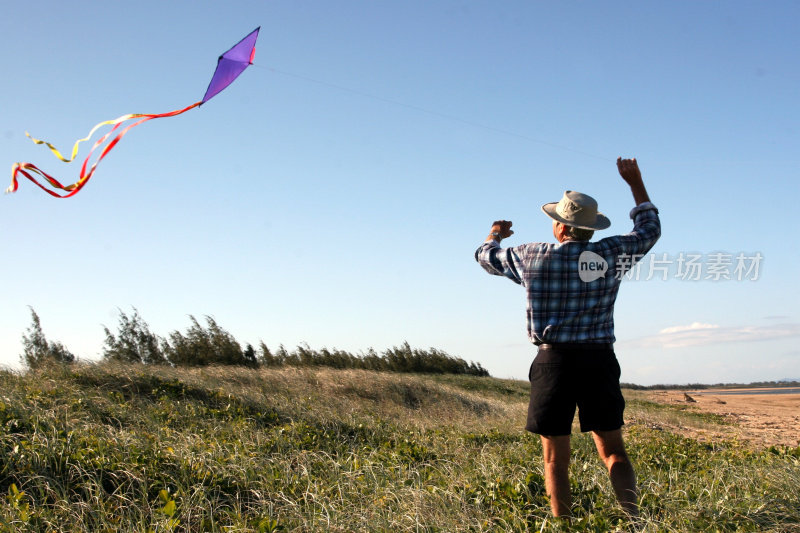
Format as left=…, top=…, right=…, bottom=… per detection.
left=1, top=362, right=798, bottom=532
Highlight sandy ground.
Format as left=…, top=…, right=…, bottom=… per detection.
left=644, top=389, right=800, bottom=449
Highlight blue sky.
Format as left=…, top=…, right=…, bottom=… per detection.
left=2, top=1, right=798, bottom=385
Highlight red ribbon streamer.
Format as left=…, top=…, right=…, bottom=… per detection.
left=8, top=101, right=201, bottom=198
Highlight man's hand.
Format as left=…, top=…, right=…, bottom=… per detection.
left=487, top=220, right=514, bottom=242
left=617, top=157, right=650, bottom=205
left=617, top=157, right=642, bottom=186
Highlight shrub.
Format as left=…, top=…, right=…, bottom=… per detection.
left=20, top=307, right=75, bottom=368
left=102, top=308, right=166, bottom=365
left=163, top=315, right=249, bottom=367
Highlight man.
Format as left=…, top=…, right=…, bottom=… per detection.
left=475, top=158, right=660, bottom=518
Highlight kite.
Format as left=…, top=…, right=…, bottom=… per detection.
left=7, top=27, right=260, bottom=198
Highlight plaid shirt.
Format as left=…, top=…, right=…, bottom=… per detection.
left=475, top=202, right=661, bottom=345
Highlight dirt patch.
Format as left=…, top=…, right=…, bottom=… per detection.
left=645, top=389, right=800, bottom=448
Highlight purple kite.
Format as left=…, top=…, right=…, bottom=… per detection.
left=203, top=27, right=260, bottom=104
left=8, top=27, right=261, bottom=198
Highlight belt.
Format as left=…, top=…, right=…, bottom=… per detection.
left=537, top=342, right=613, bottom=351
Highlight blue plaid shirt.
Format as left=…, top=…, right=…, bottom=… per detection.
left=475, top=203, right=661, bottom=345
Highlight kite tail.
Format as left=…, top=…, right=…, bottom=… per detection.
left=7, top=101, right=202, bottom=197
left=25, top=113, right=138, bottom=163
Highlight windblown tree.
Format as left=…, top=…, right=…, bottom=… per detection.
left=102, top=308, right=166, bottom=365
left=243, top=343, right=258, bottom=368
left=258, top=342, right=278, bottom=367
left=20, top=307, right=75, bottom=368
left=253, top=341, right=489, bottom=376
left=163, top=315, right=251, bottom=367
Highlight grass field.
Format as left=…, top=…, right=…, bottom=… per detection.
left=1, top=362, right=798, bottom=532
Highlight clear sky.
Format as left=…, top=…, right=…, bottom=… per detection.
left=2, top=1, right=798, bottom=385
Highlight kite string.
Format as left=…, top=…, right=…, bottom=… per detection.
left=257, top=65, right=613, bottom=163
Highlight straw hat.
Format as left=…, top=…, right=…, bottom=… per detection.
left=541, top=190, right=611, bottom=231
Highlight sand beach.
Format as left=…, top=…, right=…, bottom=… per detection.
left=644, top=388, right=800, bottom=448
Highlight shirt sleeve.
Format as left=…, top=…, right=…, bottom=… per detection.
left=612, top=202, right=661, bottom=257
left=474, top=240, right=524, bottom=285
left=629, top=201, right=659, bottom=218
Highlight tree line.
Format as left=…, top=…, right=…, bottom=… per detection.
left=19, top=307, right=490, bottom=377
left=621, top=381, right=800, bottom=390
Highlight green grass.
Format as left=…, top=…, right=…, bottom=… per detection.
left=1, top=362, right=798, bottom=532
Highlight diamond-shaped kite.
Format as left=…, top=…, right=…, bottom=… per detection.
left=7, top=27, right=260, bottom=198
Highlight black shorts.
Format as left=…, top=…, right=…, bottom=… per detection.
left=525, top=343, right=625, bottom=436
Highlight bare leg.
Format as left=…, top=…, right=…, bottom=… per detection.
left=540, top=435, right=572, bottom=517
left=592, top=429, right=638, bottom=517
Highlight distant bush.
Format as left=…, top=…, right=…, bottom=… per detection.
left=256, top=340, right=489, bottom=377
left=31, top=307, right=488, bottom=376
left=163, top=315, right=254, bottom=368
left=622, top=381, right=800, bottom=390
left=102, top=308, right=166, bottom=365
left=20, top=307, right=75, bottom=368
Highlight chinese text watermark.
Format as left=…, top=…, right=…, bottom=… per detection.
left=578, top=251, right=763, bottom=282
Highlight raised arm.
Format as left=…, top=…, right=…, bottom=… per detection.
left=617, top=157, right=650, bottom=205
left=614, top=157, right=661, bottom=257
left=476, top=219, right=524, bottom=284
left=485, top=220, right=514, bottom=243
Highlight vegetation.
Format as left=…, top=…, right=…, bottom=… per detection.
left=162, top=315, right=255, bottom=368
left=19, top=308, right=75, bottom=369
left=622, top=381, right=800, bottom=390
left=102, top=308, right=166, bottom=366
left=26, top=307, right=488, bottom=377
left=1, top=362, right=798, bottom=532
left=252, top=341, right=489, bottom=376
